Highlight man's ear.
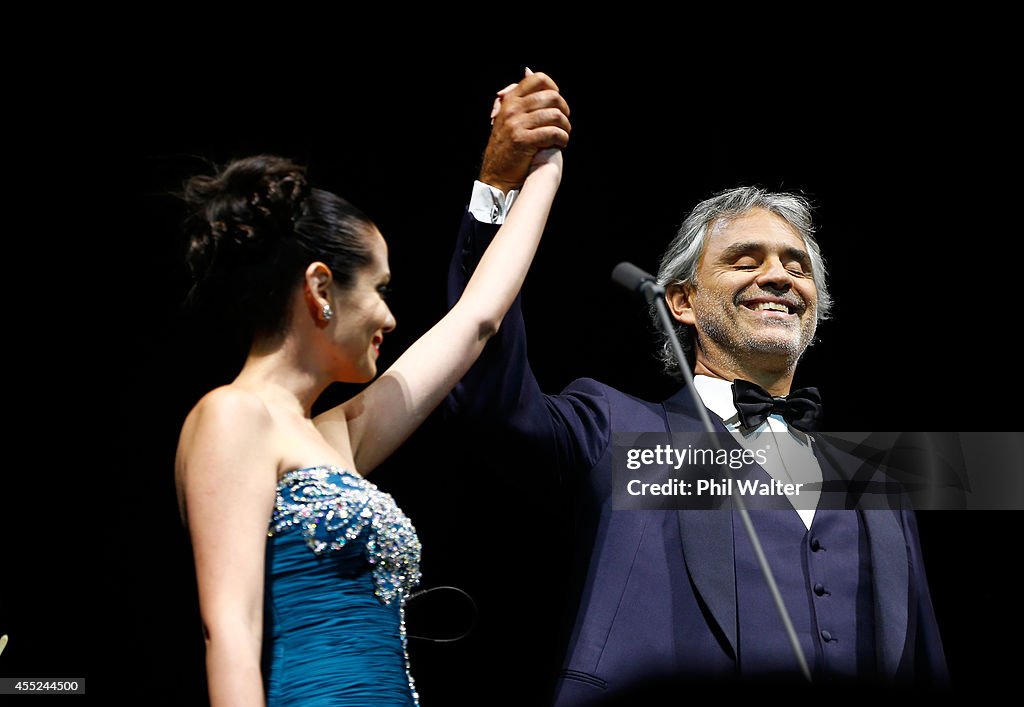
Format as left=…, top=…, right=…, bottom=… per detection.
left=666, top=282, right=696, bottom=326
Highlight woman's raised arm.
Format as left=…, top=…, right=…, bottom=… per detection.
left=318, top=147, right=562, bottom=474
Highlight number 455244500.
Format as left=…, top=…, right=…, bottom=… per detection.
left=16, top=681, right=80, bottom=691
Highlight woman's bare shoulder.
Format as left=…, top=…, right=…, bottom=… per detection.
left=190, top=385, right=272, bottom=424
left=178, top=386, right=276, bottom=467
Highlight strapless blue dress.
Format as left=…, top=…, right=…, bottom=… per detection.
left=263, top=466, right=422, bottom=706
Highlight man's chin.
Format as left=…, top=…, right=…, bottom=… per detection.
left=744, top=322, right=814, bottom=352
left=744, top=335, right=809, bottom=358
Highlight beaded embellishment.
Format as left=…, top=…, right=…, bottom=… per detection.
left=270, top=465, right=422, bottom=605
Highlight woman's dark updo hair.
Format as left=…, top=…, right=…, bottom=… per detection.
left=183, top=155, right=374, bottom=341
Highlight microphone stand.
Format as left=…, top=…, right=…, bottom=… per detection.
left=618, top=263, right=813, bottom=684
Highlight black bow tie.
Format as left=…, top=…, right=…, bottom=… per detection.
left=731, top=379, right=822, bottom=432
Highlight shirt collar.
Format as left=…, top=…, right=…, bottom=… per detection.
left=693, top=375, right=740, bottom=424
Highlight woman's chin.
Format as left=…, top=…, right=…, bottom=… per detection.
left=335, top=364, right=376, bottom=385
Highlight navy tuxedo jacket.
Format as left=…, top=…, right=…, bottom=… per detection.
left=446, top=212, right=948, bottom=703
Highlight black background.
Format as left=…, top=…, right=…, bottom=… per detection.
left=2, top=55, right=1020, bottom=703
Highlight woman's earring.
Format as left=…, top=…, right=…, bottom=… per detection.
left=321, top=303, right=334, bottom=322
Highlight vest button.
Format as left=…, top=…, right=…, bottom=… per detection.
left=810, top=537, right=822, bottom=551
left=814, top=583, right=826, bottom=596
left=821, top=630, right=833, bottom=642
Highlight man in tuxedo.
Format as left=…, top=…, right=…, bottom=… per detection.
left=447, top=72, right=948, bottom=704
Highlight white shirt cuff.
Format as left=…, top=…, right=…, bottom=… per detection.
left=468, top=180, right=520, bottom=224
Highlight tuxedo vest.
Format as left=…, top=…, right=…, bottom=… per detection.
left=733, top=500, right=876, bottom=680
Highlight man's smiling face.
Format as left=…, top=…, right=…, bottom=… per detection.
left=680, top=207, right=819, bottom=369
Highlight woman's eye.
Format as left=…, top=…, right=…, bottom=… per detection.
left=377, top=285, right=392, bottom=300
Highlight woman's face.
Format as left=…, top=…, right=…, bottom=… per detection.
left=327, top=228, right=396, bottom=383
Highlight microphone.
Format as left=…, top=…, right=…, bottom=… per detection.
left=611, top=262, right=665, bottom=306
left=610, top=261, right=814, bottom=683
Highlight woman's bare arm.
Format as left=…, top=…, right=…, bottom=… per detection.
left=177, top=387, right=280, bottom=706
left=317, top=149, right=562, bottom=474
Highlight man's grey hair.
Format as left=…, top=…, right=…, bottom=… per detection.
left=651, top=186, right=833, bottom=379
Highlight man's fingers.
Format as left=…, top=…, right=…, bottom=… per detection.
left=506, top=71, right=559, bottom=98
left=517, top=89, right=570, bottom=118
left=504, top=120, right=571, bottom=151
left=532, top=126, right=571, bottom=150
left=494, top=89, right=570, bottom=129
left=518, top=108, right=572, bottom=135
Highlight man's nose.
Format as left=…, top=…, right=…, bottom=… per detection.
left=755, top=258, right=793, bottom=291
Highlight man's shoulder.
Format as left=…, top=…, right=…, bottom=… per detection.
left=560, top=377, right=665, bottom=412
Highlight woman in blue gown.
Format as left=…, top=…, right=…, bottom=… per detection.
left=174, top=71, right=569, bottom=705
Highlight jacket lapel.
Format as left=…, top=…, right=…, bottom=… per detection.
left=662, top=386, right=738, bottom=659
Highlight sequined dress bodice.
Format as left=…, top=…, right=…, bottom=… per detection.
left=262, top=466, right=422, bottom=706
